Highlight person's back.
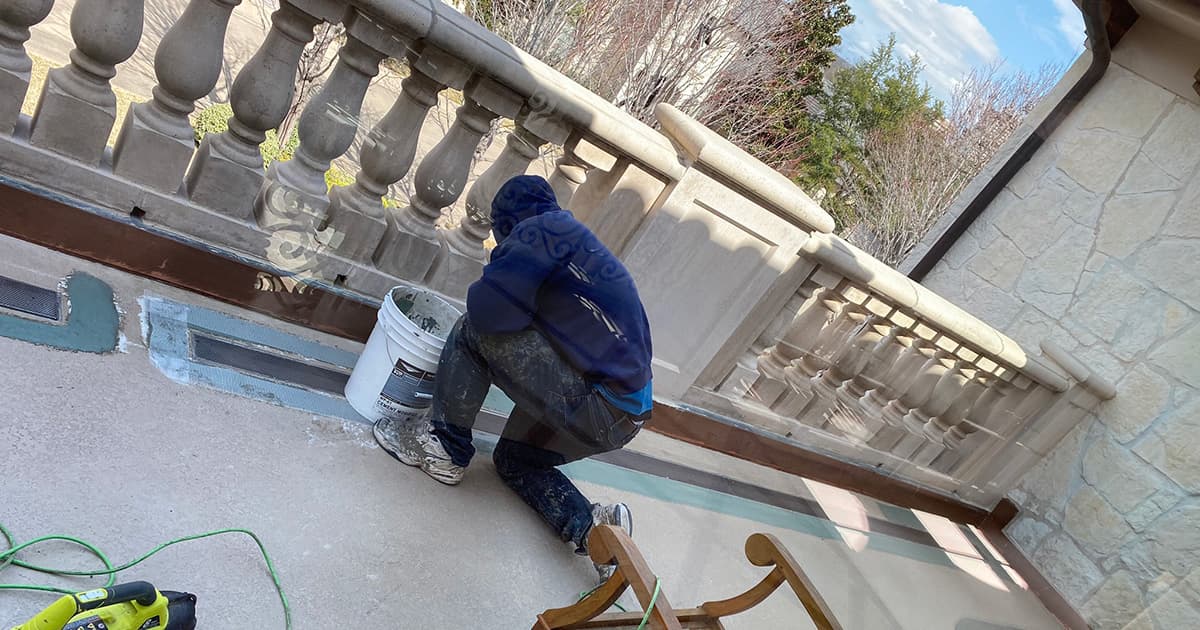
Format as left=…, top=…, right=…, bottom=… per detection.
left=467, top=176, right=653, bottom=413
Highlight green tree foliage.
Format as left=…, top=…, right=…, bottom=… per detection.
left=192, top=103, right=299, bottom=167
left=799, top=36, right=941, bottom=228
left=707, top=0, right=855, bottom=180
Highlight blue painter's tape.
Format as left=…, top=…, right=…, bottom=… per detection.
left=0, top=273, right=118, bottom=353
left=176, top=300, right=360, bottom=369
left=143, top=295, right=364, bottom=421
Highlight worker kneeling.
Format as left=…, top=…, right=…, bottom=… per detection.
left=373, top=175, right=653, bottom=581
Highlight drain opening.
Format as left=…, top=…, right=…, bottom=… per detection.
left=0, top=276, right=61, bottom=321
left=191, top=333, right=350, bottom=396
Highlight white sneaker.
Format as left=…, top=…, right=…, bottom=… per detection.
left=417, top=431, right=466, bottom=486
left=373, top=418, right=465, bottom=485
left=591, top=503, right=633, bottom=582
left=373, top=417, right=426, bottom=466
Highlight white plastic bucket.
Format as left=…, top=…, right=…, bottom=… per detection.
left=344, top=285, right=462, bottom=424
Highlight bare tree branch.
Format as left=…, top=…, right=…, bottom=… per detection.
left=845, top=62, right=1062, bottom=266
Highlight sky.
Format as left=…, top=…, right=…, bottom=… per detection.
left=837, top=0, right=1088, bottom=99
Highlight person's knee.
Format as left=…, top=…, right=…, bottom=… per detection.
left=492, top=441, right=520, bottom=482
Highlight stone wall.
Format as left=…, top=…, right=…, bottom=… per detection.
left=911, top=21, right=1200, bottom=630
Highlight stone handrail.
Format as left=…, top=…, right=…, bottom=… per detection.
left=353, top=0, right=686, bottom=182
left=798, top=232, right=1069, bottom=392
left=655, top=103, right=835, bottom=234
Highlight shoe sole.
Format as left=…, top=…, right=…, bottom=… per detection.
left=612, top=503, right=633, bottom=538
left=420, top=459, right=464, bottom=486
left=372, top=420, right=422, bottom=467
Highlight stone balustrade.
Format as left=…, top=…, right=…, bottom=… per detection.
left=0, top=0, right=1115, bottom=509
left=688, top=229, right=1116, bottom=507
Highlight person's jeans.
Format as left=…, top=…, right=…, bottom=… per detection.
left=429, top=314, right=645, bottom=550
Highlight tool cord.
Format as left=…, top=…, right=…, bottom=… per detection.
left=577, top=577, right=662, bottom=630
left=0, top=522, right=291, bottom=629
left=5, top=521, right=662, bottom=629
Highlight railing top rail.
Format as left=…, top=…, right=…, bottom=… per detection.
left=800, top=232, right=1070, bottom=392
left=352, top=0, right=686, bottom=180
left=655, top=104, right=836, bottom=234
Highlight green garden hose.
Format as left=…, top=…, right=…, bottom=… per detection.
left=4, top=521, right=659, bottom=629
left=0, top=521, right=291, bottom=629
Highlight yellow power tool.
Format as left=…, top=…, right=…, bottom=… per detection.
left=10, top=581, right=196, bottom=630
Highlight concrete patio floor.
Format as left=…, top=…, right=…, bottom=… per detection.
left=0, top=233, right=1065, bottom=629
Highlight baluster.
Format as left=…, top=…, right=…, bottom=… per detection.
left=373, top=75, right=514, bottom=282
left=547, top=134, right=616, bottom=207
left=111, top=0, right=241, bottom=193
left=785, top=297, right=857, bottom=391
left=862, top=337, right=932, bottom=450
left=837, top=321, right=902, bottom=409
left=879, top=347, right=947, bottom=427
left=0, top=0, right=55, bottom=135
left=325, top=45, right=469, bottom=260
left=752, top=285, right=830, bottom=405
left=907, top=368, right=985, bottom=466
left=426, top=111, right=557, bottom=297
left=184, top=0, right=329, bottom=219
left=887, top=354, right=961, bottom=459
left=787, top=297, right=866, bottom=427
left=868, top=345, right=946, bottom=451
left=902, top=355, right=969, bottom=434
left=965, top=373, right=1014, bottom=434
left=257, top=10, right=401, bottom=235
left=810, top=312, right=880, bottom=400
left=859, top=332, right=924, bottom=415
left=322, top=56, right=451, bottom=261
left=944, top=376, right=1020, bottom=477
left=924, top=368, right=986, bottom=443
left=29, top=0, right=144, bottom=164
left=780, top=290, right=851, bottom=400
left=828, top=320, right=903, bottom=441
left=929, top=372, right=999, bottom=472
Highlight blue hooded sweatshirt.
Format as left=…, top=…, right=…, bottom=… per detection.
left=466, top=175, right=653, bottom=415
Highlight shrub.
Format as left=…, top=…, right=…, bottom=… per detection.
left=261, top=128, right=299, bottom=166
left=325, top=166, right=355, bottom=190
left=192, top=103, right=233, bottom=145
left=191, top=103, right=300, bottom=167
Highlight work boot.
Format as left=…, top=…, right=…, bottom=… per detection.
left=591, top=502, right=633, bottom=583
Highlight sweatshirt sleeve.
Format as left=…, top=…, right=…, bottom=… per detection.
left=466, top=219, right=564, bottom=334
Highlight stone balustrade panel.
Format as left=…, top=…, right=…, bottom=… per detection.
left=0, top=0, right=1111, bottom=511
left=689, top=252, right=1096, bottom=506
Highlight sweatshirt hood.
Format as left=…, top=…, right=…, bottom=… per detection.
left=491, top=175, right=562, bottom=242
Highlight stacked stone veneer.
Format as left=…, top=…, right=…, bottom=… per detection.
left=919, top=61, right=1200, bottom=628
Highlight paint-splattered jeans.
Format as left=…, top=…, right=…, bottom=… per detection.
left=430, top=314, right=644, bottom=550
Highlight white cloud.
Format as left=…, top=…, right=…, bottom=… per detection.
left=842, top=0, right=1000, bottom=99
left=1050, top=0, right=1087, bottom=52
